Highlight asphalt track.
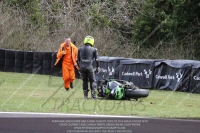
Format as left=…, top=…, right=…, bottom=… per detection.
left=0, top=112, right=200, bottom=133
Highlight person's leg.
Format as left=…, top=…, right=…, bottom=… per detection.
left=62, top=67, right=70, bottom=91
left=88, top=69, right=97, bottom=99
left=81, top=70, right=89, bottom=99
left=68, top=68, right=75, bottom=88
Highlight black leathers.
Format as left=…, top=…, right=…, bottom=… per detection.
left=77, top=44, right=99, bottom=98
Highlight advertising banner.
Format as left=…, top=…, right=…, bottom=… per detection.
left=119, top=59, right=156, bottom=88
left=188, top=60, right=200, bottom=93
left=153, top=60, right=191, bottom=91
left=95, top=56, right=125, bottom=80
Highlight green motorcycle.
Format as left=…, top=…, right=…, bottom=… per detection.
left=97, top=79, right=149, bottom=100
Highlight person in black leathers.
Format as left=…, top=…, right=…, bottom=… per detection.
left=77, top=36, right=99, bottom=99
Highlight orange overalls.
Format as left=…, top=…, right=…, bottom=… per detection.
left=54, top=42, right=78, bottom=89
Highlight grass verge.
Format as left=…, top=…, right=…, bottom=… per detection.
left=0, top=71, right=199, bottom=119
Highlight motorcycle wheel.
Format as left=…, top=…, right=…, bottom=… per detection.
left=125, top=89, right=149, bottom=99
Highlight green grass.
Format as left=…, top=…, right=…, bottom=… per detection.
left=0, top=71, right=200, bottom=119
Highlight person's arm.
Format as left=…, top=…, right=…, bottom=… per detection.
left=57, top=45, right=66, bottom=59
left=94, top=48, right=100, bottom=73
left=94, top=48, right=99, bottom=68
left=72, top=45, right=79, bottom=70
left=77, top=48, right=80, bottom=68
left=74, top=45, right=78, bottom=60
left=54, top=45, right=66, bottom=66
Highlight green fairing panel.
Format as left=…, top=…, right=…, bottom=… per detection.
left=115, top=87, right=124, bottom=100
left=105, top=88, right=110, bottom=94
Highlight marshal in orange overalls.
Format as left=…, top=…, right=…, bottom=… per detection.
left=54, top=38, right=78, bottom=90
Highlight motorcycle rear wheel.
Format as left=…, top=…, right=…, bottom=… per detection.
left=125, top=89, right=149, bottom=100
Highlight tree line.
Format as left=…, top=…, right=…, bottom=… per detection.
left=0, top=0, right=199, bottom=59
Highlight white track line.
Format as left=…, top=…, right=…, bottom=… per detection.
left=0, top=112, right=200, bottom=122
left=0, top=111, right=146, bottom=118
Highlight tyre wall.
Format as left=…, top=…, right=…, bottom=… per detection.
left=1, top=48, right=200, bottom=94
left=0, top=49, right=5, bottom=71
left=15, top=50, right=24, bottom=73
left=42, top=52, right=52, bottom=75
left=23, top=51, right=33, bottom=74
left=33, top=52, right=43, bottom=74
left=4, top=49, right=15, bottom=72
left=50, top=52, right=62, bottom=76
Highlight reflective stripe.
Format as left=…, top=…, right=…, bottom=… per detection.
left=82, top=59, right=90, bottom=62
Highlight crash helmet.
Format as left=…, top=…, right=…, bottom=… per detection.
left=84, top=36, right=94, bottom=46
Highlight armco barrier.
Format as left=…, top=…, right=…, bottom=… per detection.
left=0, top=48, right=200, bottom=94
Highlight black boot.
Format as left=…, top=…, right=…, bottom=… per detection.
left=70, top=82, right=73, bottom=89
left=84, top=90, right=88, bottom=99
left=91, top=90, right=97, bottom=100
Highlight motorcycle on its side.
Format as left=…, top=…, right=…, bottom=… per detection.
left=96, top=79, right=149, bottom=100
